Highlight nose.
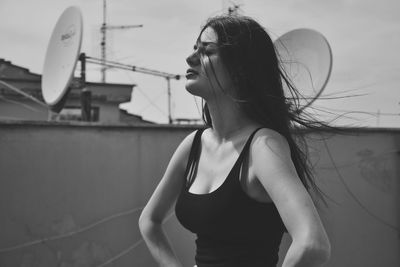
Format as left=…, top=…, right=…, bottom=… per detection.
left=186, top=49, right=201, bottom=66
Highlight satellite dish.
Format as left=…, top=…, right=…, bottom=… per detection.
left=274, top=28, right=332, bottom=110
left=42, top=6, right=83, bottom=112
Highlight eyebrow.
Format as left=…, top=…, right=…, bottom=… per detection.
left=194, top=41, right=218, bottom=49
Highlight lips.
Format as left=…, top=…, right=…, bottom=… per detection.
left=186, top=68, right=199, bottom=77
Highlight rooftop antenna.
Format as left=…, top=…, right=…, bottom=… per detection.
left=85, top=57, right=181, bottom=124
left=228, top=5, right=240, bottom=15
left=41, top=6, right=181, bottom=123
left=100, top=0, right=143, bottom=83
left=224, top=0, right=243, bottom=15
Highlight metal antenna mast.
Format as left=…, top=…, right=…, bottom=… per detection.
left=85, top=56, right=181, bottom=124
left=100, top=0, right=143, bottom=83
left=226, top=0, right=243, bottom=15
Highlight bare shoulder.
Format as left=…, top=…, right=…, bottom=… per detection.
left=251, top=128, right=291, bottom=160
left=249, top=127, right=300, bottom=194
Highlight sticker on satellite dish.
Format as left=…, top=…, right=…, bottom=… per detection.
left=42, top=6, right=83, bottom=110
left=61, top=25, right=77, bottom=47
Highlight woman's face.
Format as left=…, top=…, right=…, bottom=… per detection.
left=185, top=27, right=233, bottom=100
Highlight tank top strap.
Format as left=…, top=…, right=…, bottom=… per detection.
left=184, top=128, right=205, bottom=188
left=235, top=127, right=264, bottom=163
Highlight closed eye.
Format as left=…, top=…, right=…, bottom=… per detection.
left=193, top=42, right=218, bottom=55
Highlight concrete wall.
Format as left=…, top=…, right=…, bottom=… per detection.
left=0, top=122, right=398, bottom=267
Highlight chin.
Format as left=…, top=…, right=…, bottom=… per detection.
left=185, top=81, right=202, bottom=97
left=185, top=80, right=214, bottom=100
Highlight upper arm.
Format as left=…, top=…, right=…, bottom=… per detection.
left=251, top=129, right=329, bottom=246
left=139, top=130, right=197, bottom=224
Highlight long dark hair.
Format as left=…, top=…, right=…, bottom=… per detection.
left=199, top=15, right=330, bottom=203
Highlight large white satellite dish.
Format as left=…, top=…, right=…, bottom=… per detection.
left=274, top=28, right=332, bottom=110
left=42, top=6, right=83, bottom=111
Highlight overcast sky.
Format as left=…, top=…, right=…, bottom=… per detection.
left=1, top=0, right=399, bottom=127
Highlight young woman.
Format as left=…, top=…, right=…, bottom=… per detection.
left=139, top=15, right=331, bottom=267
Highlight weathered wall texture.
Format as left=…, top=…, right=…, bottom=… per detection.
left=0, top=122, right=398, bottom=267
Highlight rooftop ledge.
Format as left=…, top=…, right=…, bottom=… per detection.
left=0, top=119, right=202, bottom=130
left=0, top=119, right=399, bottom=133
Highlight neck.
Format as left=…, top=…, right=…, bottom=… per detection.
left=205, top=97, right=259, bottom=143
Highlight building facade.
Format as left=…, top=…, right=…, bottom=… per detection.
left=0, top=58, right=153, bottom=124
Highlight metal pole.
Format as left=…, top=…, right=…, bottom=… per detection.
left=167, top=77, right=172, bottom=124
left=101, top=0, right=107, bottom=83
left=80, top=53, right=86, bottom=84
left=80, top=53, right=91, bottom=121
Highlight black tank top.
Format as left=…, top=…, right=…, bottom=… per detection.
left=175, top=127, right=286, bottom=267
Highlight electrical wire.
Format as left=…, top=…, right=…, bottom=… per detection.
left=116, top=68, right=169, bottom=119
left=95, top=239, right=143, bottom=267
left=0, top=203, right=177, bottom=266
left=0, top=80, right=48, bottom=109
left=315, top=106, right=399, bottom=117
left=104, top=51, right=176, bottom=119
left=0, top=206, right=143, bottom=253
left=322, top=139, right=399, bottom=233
left=0, top=95, right=43, bottom=112
left=137, top=89, right=167, bottom=114
left=94, top=211, right=176, bottom=267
